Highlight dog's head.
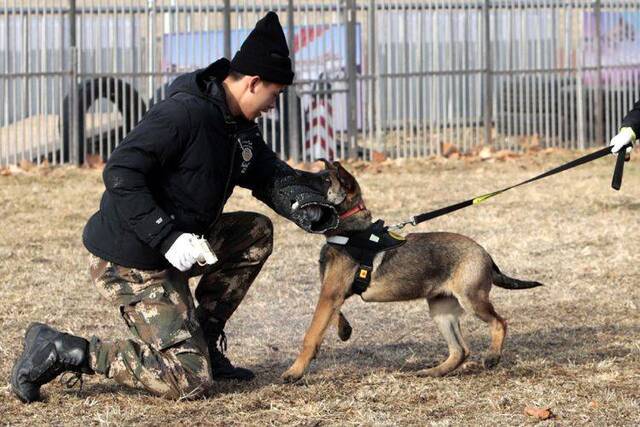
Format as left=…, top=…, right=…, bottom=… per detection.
left=318, top=159, right=372, bottom=232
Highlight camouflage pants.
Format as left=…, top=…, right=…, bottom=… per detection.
left=88, top=212, right=273, bottom=399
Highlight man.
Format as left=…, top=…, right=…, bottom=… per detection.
left=11, top=12, right=337, bottom=402
left=610, top=99, right=640, bottom=155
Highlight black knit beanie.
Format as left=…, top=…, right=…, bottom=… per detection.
left=230, top=11, right=294, bottom=85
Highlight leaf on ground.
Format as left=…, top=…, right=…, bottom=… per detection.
left=524, top=406, right=554, bottom=420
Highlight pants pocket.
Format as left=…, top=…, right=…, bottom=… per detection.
left=120, top=282, right=195, bottom=351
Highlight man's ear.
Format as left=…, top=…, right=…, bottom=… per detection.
left=248, top=75, right=261, bottom=93
left=335, top=162, right=356, bottom=192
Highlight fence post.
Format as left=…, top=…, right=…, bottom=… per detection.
left=345, top=0, right=358, bottom=159
left=287, top=0, right=300, bottom=162
left=147, top=0, right=156, bottom=105
left=369, top=0, right=381, bottom=155
left=69, top=0, right=79, bottom=165
left=483, top=0, right=493, bottom=148
left=576, top=34, right=586, bottom=150
left=223, top=0, right=231, bottom=60
left=594, top=0, right=604, bottom=145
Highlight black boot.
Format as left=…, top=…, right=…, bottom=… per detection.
left=204, top=322, right=255, bottom=381
left=11, top=323, right=94, bottom=403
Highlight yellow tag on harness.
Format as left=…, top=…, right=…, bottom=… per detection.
left=387, top=230, right=406, bottom=241
left=359, top=269, right=368, bottom=279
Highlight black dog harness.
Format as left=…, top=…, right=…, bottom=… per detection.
left=326, top=220, right=406, bottom=294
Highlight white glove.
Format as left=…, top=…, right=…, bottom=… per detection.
left=609, top=127, right=636, bottom=154
left=164, top=233, right=202, bottom=272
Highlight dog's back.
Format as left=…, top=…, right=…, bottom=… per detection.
left=354, top=232, right=494, bottom=302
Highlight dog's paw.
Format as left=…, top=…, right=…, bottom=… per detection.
left=415, top=368, right=447, bottom=378
left=482, top=354, right=501, bottom=370
left=459, top=361, right=482, bottom=372
left=337, top=322, right=352, bottom=341
left=281, top=368, right=304, bottom=383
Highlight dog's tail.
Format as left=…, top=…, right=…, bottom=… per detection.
left=491, top=259, right=543, bottom=290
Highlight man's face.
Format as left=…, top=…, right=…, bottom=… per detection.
left=239, top=76, right=286, bottom=121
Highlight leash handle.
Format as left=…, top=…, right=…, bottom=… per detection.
left=611, top=143, right=630, bottom=190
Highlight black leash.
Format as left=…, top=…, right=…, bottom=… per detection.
left=390, top=144, right=632, bottom=230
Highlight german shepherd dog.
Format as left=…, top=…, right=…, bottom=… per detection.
left=282, top=161, right=542, bottom=382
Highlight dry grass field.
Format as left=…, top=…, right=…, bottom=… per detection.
left=0, top=150, right=639, bottom=425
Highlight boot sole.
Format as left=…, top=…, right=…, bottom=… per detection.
left=11, top=322, right=48, bottom=403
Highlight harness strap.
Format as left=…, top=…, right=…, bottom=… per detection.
left=352, top=264, right=374, bottom=294
left=326, top=235, right=349, bottom=245
left=327, top=220, right=406, bottom=294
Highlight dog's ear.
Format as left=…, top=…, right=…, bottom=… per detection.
left=318, top=158, right=335, bottom=170
left=335, top=162, right=357, bottom=192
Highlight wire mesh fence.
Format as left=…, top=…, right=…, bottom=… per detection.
left=1, top=0, right=639, bottom=166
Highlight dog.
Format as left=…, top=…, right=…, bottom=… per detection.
left=282, top=161, right=542, bottom=382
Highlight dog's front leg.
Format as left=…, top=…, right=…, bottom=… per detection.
left=282, top=278, right=346, bottom=383
left=333, top=311, right=352, bottom=341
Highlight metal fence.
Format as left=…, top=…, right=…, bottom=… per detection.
left=1, top=0, right=640, bottom=166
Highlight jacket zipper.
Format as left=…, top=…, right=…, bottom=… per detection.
left=212, top=136, right=237, bottom=226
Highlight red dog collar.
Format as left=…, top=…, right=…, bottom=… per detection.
left=339, top=201, right=367, bottom=220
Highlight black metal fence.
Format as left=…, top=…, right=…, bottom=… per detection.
left=1, top=0, right=640, bottom=166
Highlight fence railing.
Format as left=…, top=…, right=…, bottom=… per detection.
left=1, top=0, right=639, bottom=166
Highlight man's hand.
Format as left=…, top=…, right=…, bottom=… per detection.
left=164, top=233, right=204, bottom=272
left=610, top=127, right=636, bottom=154
left=253, top=170, right=338, bottom=233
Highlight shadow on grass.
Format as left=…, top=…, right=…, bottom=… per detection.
left=73, top=323, right=638, bottom=399
left=240, top=323, right=639, bottom=385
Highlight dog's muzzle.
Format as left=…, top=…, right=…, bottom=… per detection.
left=290, top=196, right=338, bottom=234
left=253, top=170, right=339, bottom=234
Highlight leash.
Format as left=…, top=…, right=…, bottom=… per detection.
left=390, top=144, right=632, bottom=230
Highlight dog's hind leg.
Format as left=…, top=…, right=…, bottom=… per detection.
left=416, top=296, right=469, bottom=377
left=457, top=290, right=507, bottom=370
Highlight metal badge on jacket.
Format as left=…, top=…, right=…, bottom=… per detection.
left=236, top=135, right=254, bottom=174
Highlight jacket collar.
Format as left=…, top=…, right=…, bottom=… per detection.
left=198, top=59, right=239, bottom=131
left=168, top=58, right=255, bottom=133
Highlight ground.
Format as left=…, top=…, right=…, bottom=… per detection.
left=0, top=150, right=639, bottom=425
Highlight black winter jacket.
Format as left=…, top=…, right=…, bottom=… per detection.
left=83, top=58, right=294, bottom=269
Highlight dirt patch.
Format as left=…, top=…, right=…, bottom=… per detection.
left=0, top=152, right=639, bottom=425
